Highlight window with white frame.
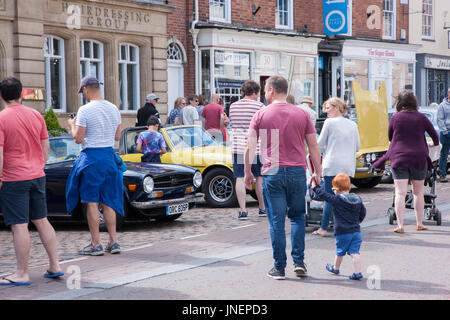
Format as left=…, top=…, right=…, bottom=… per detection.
left=276, top=0, right=293, bottom=29
left=44, top=35, right=66, bottom=111
left=344, top=0, right=353, bottom=36
left=80, top=40, right=104, bottom=104
left=383, top=0, right=396, bottom=39
left=118, top=43, right=140, bottom=111
left=209, top=0, right=230, bottom=23
left=422, top=0, right=433, bottom=39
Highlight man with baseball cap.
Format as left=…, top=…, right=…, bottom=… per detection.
left=67, top=76, right=123, bottom=256
left=136, top=93, right=160, bottom=127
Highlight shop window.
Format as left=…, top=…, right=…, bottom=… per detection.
left=427, top=69, right=447, bottom=105
left=209, top=0, right=230, bottom=23
left=392, top=62, right=414, bottom=107
left=276, top=0, right=293, bottom=30
left=288, top=56, right=316, bottom=110
left=422, top=0, right=433, bottom=39
left=213, top=50, right=250, bottom=106
left=119, top=43, right=140, bottom=111
left=80, top=40, right=104, bottom=105
left=383, top=0, right=396, bottom=40
left=44, top=35, right=66, bottom=111
left=201, top=50, right=211, bottom=101
left=343, top=59, right=369, bottom=106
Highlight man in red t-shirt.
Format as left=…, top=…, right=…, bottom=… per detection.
left=0, top=77, right=63, bottom=286
left=244, top=76, right=322, bottom=281
left=201, top=94, right=226, bottom=142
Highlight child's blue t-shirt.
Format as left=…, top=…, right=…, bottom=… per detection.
left=137, top=131, right=166, bottom=155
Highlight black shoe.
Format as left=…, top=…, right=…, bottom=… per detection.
left=267, top=267, right=285, bottom=280
left=294, top=262, right=308, bottom=277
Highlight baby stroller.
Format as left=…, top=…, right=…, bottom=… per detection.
left=384, top=144, right=442, bottom=226
left=305, top=154, right=334, bottom=228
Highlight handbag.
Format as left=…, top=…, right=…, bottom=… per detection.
left=114, top=153, right=127, bottom=172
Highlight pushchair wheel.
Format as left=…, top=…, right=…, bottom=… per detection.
left=425, top=208, right=433, bottom=220
left=387, top=208, right=396, bottom=225
left=434, top=209, right=441, bottom=226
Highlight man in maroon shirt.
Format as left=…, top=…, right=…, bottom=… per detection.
left=201, top=94, right=226, bottom=142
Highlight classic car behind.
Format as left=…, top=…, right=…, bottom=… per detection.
left=119, top=125, right=241, bottom=208
left=0, top=137, right=203, bottom=229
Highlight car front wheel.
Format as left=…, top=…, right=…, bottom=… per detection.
left=202, top=167, right=238, bottom=207
left=351, top=176, right=382, bottom=189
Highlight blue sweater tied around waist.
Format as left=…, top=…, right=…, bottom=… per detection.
left=66, top=147, right=124, bottom=216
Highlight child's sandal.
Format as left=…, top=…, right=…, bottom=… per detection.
left=326, top=264, right=339, bottom=275
left=349, top=272, right=363, bottom=280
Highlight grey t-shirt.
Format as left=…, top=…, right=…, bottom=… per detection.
left=182, top=105, right=199, bottom=125
left=76, top=100, right=121, bottom=150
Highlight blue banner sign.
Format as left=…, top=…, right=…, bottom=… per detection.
left=323, top=0, right=348, bottom=35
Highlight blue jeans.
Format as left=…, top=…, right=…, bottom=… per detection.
left=321, top=176, right=335, bottom=230
left=262, top=167, right=307, bottom=270
left=439, top=132, right=450, bottom=177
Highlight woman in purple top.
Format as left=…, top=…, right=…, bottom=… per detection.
left=376, top=91, right=439, bottom=233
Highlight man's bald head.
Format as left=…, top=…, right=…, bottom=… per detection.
left=211, top=94, right=220, bottom=104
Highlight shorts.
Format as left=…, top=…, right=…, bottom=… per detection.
left=0, top=177, right=47, bottom=226
left=335, top=232, right=362, bottom=256
left=232, top=153, right=262, bottom=178
left=391, top=167, right=427, bottom=181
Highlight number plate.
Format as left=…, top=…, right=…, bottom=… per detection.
left=166, top=203, right=189, bottom=216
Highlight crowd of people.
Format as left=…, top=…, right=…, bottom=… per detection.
left=0, top=73, right=448, bottom=285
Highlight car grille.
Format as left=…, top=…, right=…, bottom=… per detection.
left=153, top=174, right=193, bottom=188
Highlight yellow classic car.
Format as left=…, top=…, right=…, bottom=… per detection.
left=119, top=125, right=241, bottom=207
left=350, top=81, right=390, bottom=188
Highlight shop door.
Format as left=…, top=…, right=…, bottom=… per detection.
left=167, top=60, right=184, bottom=114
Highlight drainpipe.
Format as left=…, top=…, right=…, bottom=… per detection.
left=190, top=0, right=200, bottom=95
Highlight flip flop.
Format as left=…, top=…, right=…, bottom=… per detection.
left=416, top=225, right=428, bottom=231
left=312, top=230, right=327, bottom=237
left=44, top=270, right=65, bottom=278
left=0, top=277, right=31, bottom=286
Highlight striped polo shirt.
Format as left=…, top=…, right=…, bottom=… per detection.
left=76, top=100, right=121, bottom=151
left=229, top=98, right=264, bottom=155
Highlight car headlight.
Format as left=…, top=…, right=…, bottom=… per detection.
left=193, top=171, right=203, bottom=188
left=365, top=154, right=371, bottom=163
left=143, top=176, right=154, bottom=194
left=371, top=153, right=377, bottom=162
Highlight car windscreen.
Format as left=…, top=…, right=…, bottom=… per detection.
left=165, top=126, right=217, bottom=150
left=47, top=138, right=80, bottom=164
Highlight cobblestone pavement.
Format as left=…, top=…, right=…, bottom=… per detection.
left=0, top=182, right=448, bottom=276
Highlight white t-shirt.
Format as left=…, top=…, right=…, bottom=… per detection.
left=318, top=116, right=360, bottom=177
left=76, top=100, right=121, bottom=150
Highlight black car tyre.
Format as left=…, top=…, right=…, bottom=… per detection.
left=82, top=199, right=127, bottom=231
left=202, top=167, right=238, bottom=208
left=352, top=176, right=382, bottom=189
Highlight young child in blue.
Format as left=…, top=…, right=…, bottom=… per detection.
left=311, top=173, right=366, bottom=280
left=136, top=116, right=167, bottom=163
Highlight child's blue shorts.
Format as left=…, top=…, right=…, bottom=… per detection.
left=335, top=232, right=362, bottom=256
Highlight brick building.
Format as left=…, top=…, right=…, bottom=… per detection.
left=167, top=0, right=419, bottom=117
left=0, top=0, right=174, bottom=128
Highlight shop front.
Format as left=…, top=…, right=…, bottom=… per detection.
left=197, top=29, right=321, bottom=112
left=328, top=40, right=419, bottom=110
left=0, top=0, right=172, bottom=128
left=416, top=54, right=450, bottom=106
